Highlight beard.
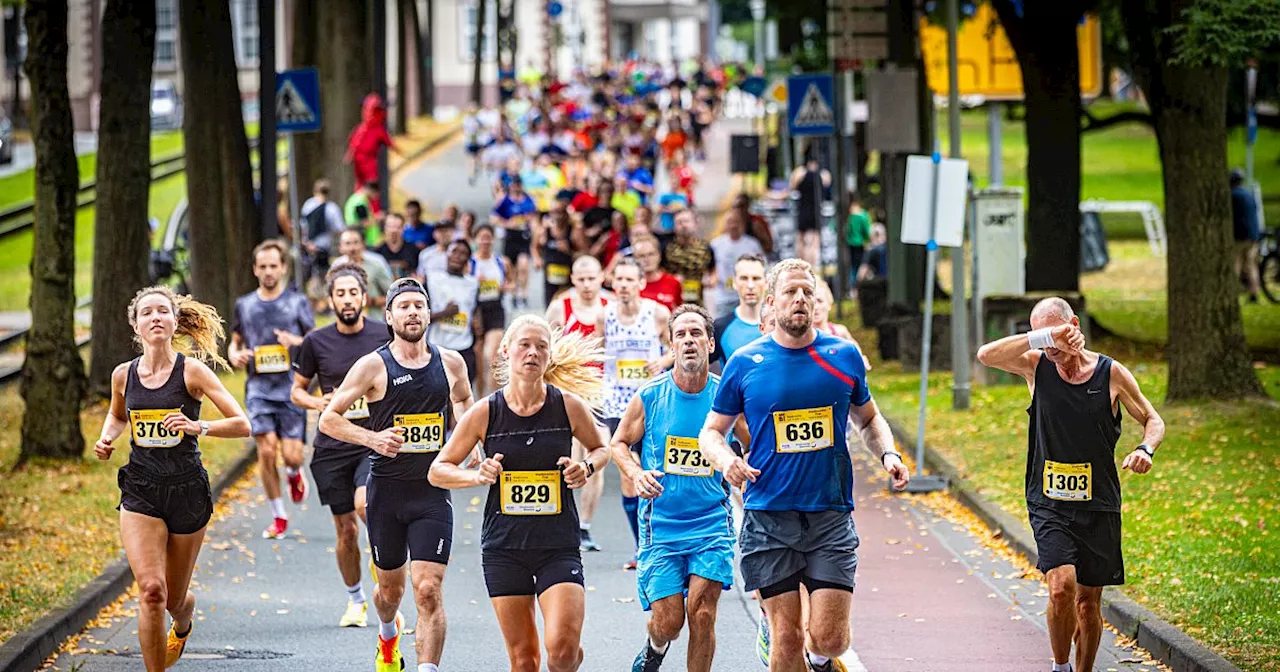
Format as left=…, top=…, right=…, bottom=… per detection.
left=260, top=276, right=279, bottom=291
left=393, top=323, right=425, bottom=343
left=336, top=307, right=361, bottom=326
left=779, top=310, right=812, bottom=337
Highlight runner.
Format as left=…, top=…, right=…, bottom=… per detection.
left=976, top=297, right=1165, bottom=672
left=228, top=240, right=315, bottom=539
left=429, top=315, right=611, bottom=672
left=94, top=287, right=251, bottom=672
left=545, top=254, right=611, bottom=552
left=711, top=253, right=766, bottom=368
left=318, top=278, right=475, bottom=672
left=471, top=224, right=511, bottom=395
left=708, top=209, right=765, bottom=319
left=811, top=278, right=871, bottom=371
left=597, top=258, right=673, bottom=570
left=536, top=207, right=575, bottom=303
left=426, top=239, right=483, bottom=386
left=633, top=236, right=682, bottom=311
left=290, top=265, right=390, bottom=628
left=610, top=305, right=750, bottom=672
left=492, top=176, right=539, bottom=309
left=662, top=208, right=716, bottom=307
left=698, top=259, right=909, bottom=672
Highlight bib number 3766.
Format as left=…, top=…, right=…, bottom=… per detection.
left=773, top=407, right=834, bottom=453
left=129, top=409, right=183, bottom=448
left=1042, top=460, right=1092, bottom=502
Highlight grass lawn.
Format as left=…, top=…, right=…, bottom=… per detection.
left=839, top=313, right=1280, bottom=671
left=0, top=132, right=185, bottom=213
left=0, top=370, right=250, bottom=645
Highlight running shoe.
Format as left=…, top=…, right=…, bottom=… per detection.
left=262, top=517, right=288, bottom=539
left=756, top=609, right=771, bottom=666
left=165, top=621, right=191, bottom=668
left=340, top=600, right=368, bottom=628
left=806, top=654, right=848, bottom=672
left=375, top=612, right=405, bottom=672
left=287, top=471, right=308, bottom=504
left=580, top=528, right=601, bottom=552
left=623, top=558, right=638, bottom=571
left=631, top=641, right=666, bottom=672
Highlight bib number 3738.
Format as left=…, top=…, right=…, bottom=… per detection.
left=1042, top=460, right=1092, bottom=502
left=500, top=470, right=561, bottom=515
left=664, top=436, right=712, bottom=477
left=773, top=407, right=834, bottom=453
left=395, top=413, right=444, bottom=453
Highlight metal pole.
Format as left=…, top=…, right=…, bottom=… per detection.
left=288, top=134, right=303, bottom=292
left=374, top=0, right=390, bottom=211
left=833, top=71, right=848, bottom=318
left=946, top=0, right=969, bottom=410
left=750, top=0, right=765, bottom=73
left=988, top=102, right=1003, bottom=186
left=259, top=0, right=278, bottom=239
left=914, top=154, right=942, bottom=479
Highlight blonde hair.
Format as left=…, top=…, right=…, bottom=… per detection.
left=765, top=258, right=816, bottom=298
left=494, top=315, right=604, bottom=408
left=127, top=286, right=229, bottom=370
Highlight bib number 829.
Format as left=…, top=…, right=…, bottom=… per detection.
left=508, top=484, right=552, bottom=504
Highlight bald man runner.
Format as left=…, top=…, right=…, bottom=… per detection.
left=978, top=297, right=1165, bottom=672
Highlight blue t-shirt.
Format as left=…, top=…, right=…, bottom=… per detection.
left=403, top=222, right=433, bottom=248
left=656, top=193, right=688, bottom=234
left=492, top=193, right=538, bottom=223
left=718, top=309, right=761, bottom=365
left=621, top=166, right=654, bottom=204
left=231, top=289, right=315, bottom=403
left=711, top=331, right=871, bottom=512
left=638, top=372, right=734, bottom=545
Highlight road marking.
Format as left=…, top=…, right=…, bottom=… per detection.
left=839, top=647, right=868, bottom=672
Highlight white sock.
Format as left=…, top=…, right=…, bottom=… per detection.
left=268, top=498, right=287, bottom=519
left=286, top=466, right=299, bottom=478
left=648, top=637, right=669, bottom=654
left=346, top=583, right=366, bottom=605
left=379, top=618, right=398, bottom=640
left=579, top=522, right=591, bottom=531
left=807, top=653, right=831, bottom=666
left=417, top=665, right=438, bottom=672
left=1052, top=663, right=1072, bottom=672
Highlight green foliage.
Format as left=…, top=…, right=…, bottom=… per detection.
left=1168, top=0, right=1280, bottom=66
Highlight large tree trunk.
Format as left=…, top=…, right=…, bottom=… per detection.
left=180, top=0, right=259, bottom=324
left=292, top=0, right=372, bottom=201
left=471, top=0, right=486, bottom=106
left=993, top=0, right=1085, bottom=292
left=89, top=0, right=155, bottom=401
left=20, top=0, right=86, bottom=462
left=395, top=0, right=410, bottom=132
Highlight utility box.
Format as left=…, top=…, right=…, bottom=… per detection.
left=974, top=187, right=1026, bottom=300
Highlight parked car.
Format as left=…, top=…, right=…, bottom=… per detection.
left=150, top=79, right=182, bottom=131
left=0, top=108, right=12, bottom=164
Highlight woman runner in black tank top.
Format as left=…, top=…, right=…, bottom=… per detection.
left=95, top=287, right=250, bottom=672
left=430, top=315, right=610, bottom=671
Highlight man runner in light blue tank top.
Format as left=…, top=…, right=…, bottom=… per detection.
left=611, top=304, right=750, bottom=672
left=699, top=259, right=910, bottom=672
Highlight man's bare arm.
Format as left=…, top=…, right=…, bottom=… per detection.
left=318, top=354, right=384, bottom=449
left=610, top=395, right=648, bottom=482
left=851, top=399, right=909, bottom=489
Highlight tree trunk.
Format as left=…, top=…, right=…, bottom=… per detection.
left=89, top=0, right=155, bottom=401
left=20, top=0, right=86, bottom=462
left=180, top=0, right=259, bottom=324
left=292, top=0, right=371, bottom=201
left=395, top=0, right=410, bottom=132
left=417, top=0, right=433, bottom=114
left=471, top=0, right=486, bottom=106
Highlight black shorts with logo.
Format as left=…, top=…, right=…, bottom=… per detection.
left=1029, top=503, right=1124, bottom=587
left=367, top=476, right=453, bottom=570
left=117, top=463, right=213, bottom=535
left=309, top=448, right=371, bottom=516
left=482, top=547, right=584, bottom=598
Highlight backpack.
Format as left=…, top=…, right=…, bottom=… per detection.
left=304, top=201, right=333, bottom=242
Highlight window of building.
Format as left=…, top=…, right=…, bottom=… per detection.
left=231, top=0, right=259, bottom=68
left=458, top=0, right=497, bottom=63
left=154, top=0, right=177, bottom=69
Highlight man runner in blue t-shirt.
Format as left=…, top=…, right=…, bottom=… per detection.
left=611, top=304, right=749, bottom=672
left=699, top=259, right=909, bottom=672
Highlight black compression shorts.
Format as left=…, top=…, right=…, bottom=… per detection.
left=481, top=547, right=584, bottom=598
left=367, top=476, right=453, bottom=570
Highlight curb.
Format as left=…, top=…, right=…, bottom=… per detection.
left=0, top=440, right=259, bottom=672
left=884, top=419, right=1241, bottom=672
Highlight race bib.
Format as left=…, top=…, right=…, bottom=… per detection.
left=478, top=279, right=501, bottom=301
left=681, top=278, right=702, bottom=303
left=129, top=409, right=184, bottom=448
left=664, top=436, right=712, bottom=477
left=439, top=311, right=470, bottom=335
left=773, top=407, right=834, bottom=453
left=343, top=396, right=370, bottom=420
left=1043, top=460, right=1092, bottom=502
left=616, top=359, right=651, bottom=382
left=395, top=413, right=444, bottom=453
left=546, top=263, right=570, bottom=285
left=253, top=344, right=290, bottom=374
left=500, top=470, right=561, bottom=515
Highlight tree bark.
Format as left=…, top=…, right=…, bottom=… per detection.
left=88, top=0, right=155, bottom=401
left=471, top=0, right=486, bottom=106
left=417, top=0, right=433, bottom=114
left=20, top=0, right=86, bottom=461
left=291, top=0, right=372, bottom=201
left=180, top=0, right=259, bottom=324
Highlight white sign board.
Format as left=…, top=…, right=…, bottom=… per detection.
left=901, top=155, right=969, bottom=248
left=974, top=188, right=1026, bottom=298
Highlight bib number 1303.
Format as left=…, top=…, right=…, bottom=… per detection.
left=1042, top=460, right=1092, bottom=502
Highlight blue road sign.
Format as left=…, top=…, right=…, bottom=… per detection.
left=787, top=74, right=835, bottom=137
left=276, top=68, right=322, bottom=134
left=548, top=1, right=563, bottom=18
left=740, top=76, right=767, bottom=98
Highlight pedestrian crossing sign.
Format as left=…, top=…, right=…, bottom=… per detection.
left=276, top=68, right=322, bottom=133
left=787, top=74, right=836, bottom=137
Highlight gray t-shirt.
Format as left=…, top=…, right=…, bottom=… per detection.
left=709, top=233, right=765, bottom=313
left=426, top=271, right=479, bottom=351
left=232, top=289, right=315, bottom=402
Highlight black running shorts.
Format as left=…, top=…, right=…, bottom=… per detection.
left=309, top=449, right=371, bottom=516
left=1029, top=504, right=1124, bottom=587
left=117, top=464, right=213, bottom=535
left=366, top=476, right=453, bottom=570
left=481, top=547, right=584, bottom=598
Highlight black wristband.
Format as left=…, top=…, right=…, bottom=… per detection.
left=1136, top=444, right=1154, bottom=458
left=881, top=451, right=903, bottom=466
left=583, top=460, right=596, bottom=477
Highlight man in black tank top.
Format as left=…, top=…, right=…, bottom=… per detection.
left=978, top=297, right=1166, bottom=672
left=319, top=278, right=475, bottom=672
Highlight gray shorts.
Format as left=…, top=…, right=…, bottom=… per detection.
left=739, top=509, right=859, bottom=594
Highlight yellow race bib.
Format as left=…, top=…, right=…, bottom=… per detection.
left=395, top=413, right=444, bottom=453
left=343, top=396, right=370, bottom=420
left=664, top=436, right=713, bottom=477
left=773, top=407, right=834, bottom=453
left=253, top=344, right=290, bottom=374
left=478, top=279, right=501, bottom=301
left=500, top=470, right=562, bottom=515
left=680, top=278, right=702, bottom=303
left=439, top=311, right=470, bottom=335
left=616, top=359, right=651, bottom=382
left=546, top=263, right=570, bottom=285
left=1043, top=460, right=1092, bottom=502
left=129, top=409, right=184, bottom=448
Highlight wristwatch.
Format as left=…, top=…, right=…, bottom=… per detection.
left=582, top=460, right=596, bottom=477
left=881, top=451, right=903, bottom=466
left=1135, top=444, right=1154, bottom=458
left=199, top=421, right=210, bottom=437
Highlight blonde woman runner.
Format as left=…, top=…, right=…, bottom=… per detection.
left=430, top=316, right=611, bottom=672
left=94, top=287, right=251, bottom=671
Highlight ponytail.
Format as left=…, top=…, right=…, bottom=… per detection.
left=128, top=286, right=230, bottom=370
left=495, top=315, right=605, bottom=409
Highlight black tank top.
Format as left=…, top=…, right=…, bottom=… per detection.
left=480, top=385, right=578, bottom=550
left=123, top=353, right=204, bottom=478
left=367, top=343, right=453, bottom=489
left=796, top=167, right=822, bottom=221
left=1026, top=353, right=1123, bottom=512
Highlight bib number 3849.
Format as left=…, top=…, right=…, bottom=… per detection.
left=395, top=413, right=444, bottom=453
left=500, top=470, right=561, bottom=515
left=1042, top=460, right=1092, bottom=502
left=773, top=407, right=834, bottom=453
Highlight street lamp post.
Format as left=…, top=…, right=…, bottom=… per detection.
left=750, top=0, right=765, bottom=73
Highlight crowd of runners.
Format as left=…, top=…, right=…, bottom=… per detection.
left=91, top=59, right=1167, bottom=672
